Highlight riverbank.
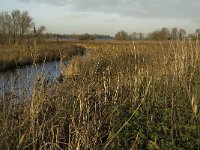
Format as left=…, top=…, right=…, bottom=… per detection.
left=0, top=41, right=85, bottom=71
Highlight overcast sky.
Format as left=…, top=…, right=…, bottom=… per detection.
left=0, top=0, right=199, bottom=35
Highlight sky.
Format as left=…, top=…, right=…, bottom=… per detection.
left=0, top=0, right=199, bottom=36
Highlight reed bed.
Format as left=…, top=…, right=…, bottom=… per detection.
left=0, top=41, right=85, bottom=71
left=0, top=40, right=200, bottom=149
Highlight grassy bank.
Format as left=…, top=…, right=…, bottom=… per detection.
left=0, top=41, right=200, bottom=149
left=0, top=41, right=85, bottom=71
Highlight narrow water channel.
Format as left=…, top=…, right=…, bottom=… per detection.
left=0, top=60, right=68, bottom=96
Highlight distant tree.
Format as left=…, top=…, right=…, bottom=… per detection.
left=149, top=27, right=177, bottom=41
left=36, top=26, right=46, bottom=35
left=5, top=12, right=12, bottom=35
left=0, top=12, right=12, bottom=44
left=196, top=28, right=200, bottom=40
left=159, top=27, right=170, bottom=40
left=19, top=11, right=33, bottom=41
left=138, top=32, right=144, bottom=40
left=148, top=30, right=160, bottom=40
left=0, top=10, right=35, bottom=44
left=0, top=13, right=4, bottom=44
left=171, top=27, right=179, bottom=40
left=78, top=33, right=95, bottom=40
left=11, top=10, right=20, bottom=44
left=129, top=32, right=138, bottom=40
left=115, top=30, right=129, bottom=40
left=35, top=25, right=46, bottom=43
left=188, top=34, right=196, bottom=40
left=179, top=28, right=186, bottom=40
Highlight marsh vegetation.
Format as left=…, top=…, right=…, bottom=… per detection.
left=0, top=40, right=199, bottom=149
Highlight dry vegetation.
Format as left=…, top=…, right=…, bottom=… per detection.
left=0, top=41, right=85, bottom=71
left=0, top=40, right=200, bottom=149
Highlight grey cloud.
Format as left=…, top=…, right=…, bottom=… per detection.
left=17, top=0, right=200, bottom=21
left=17, top=0, right=30, bottom=2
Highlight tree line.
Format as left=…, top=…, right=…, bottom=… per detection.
left=115, top=27, right=200, bottom=41
left=43, top=33, right=112, bottom=41
left=0, top=10, right=46, bottom=44
left=1, top=9, right=199, bottom=43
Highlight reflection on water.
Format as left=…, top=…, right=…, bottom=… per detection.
left=0, top=60, right=67, bottom=96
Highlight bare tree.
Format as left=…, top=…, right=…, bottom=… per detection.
left=148, top=30, right=160, bottom=40
left=179, top=28, right=186, bottom=40
left=115, top=30, right=129, bottom=40
left=171, top=27, right=179, bottom=40
left=129, top=32, right=138, bottom=40
left=0, top=12, right=11, bottom=44
left=196, top=28, right=200, bottom=40
left=0, top=13, right=4, bottom=43
left=5, top=12, right=12, bottom=33
left=159, top=27, right=170, bottom=40
left=36, top=25, right=46, bottom=34
left=0, top=10, right=39, bottom=44
left=11, top=10, right=21, bottom=44
left=36, top=25, right=46, bottom=42
left=138, top=32, right=144, bottom=40
left=19, top=11, right=33, bottom=41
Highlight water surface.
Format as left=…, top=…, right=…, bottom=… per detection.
left=0, top=60, right=66, bottom=96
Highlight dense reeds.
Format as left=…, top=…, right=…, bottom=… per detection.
left=0, top=41, right=85, bottom=71
left=0, top=40, right=199, bottom=149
